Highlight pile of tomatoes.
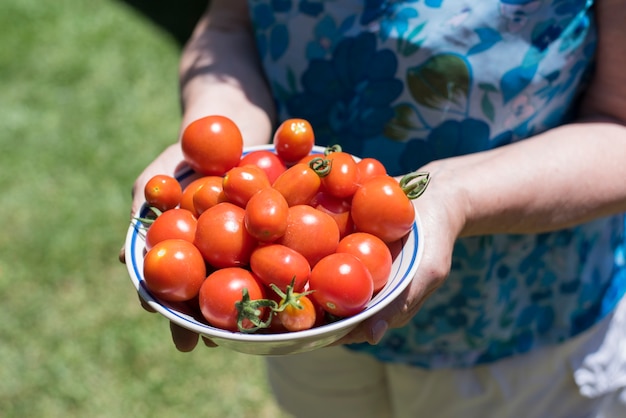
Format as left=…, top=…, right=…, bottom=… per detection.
left=139, top=115, right=429, bottom=334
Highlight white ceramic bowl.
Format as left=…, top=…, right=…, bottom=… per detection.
left=125, top=145, right=424, bottom=355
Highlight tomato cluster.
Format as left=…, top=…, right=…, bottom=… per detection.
left=140, top=115, right=429, bottom=334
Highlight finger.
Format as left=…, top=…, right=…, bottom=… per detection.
left=170, top=322, right=200, bottom=352
left=122, top=182, right=141, bottom=265
left=331, top=322, right=380, bottom=346
left=336, top=290, right=411, bottom=346
left=138, top=293, right=156, bottom=313
left=201, top=336, right=218, bottom=348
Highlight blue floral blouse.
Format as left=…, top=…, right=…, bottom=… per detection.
left=247, top=0, right=626, bottom=368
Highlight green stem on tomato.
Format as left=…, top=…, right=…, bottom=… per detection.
left=309, top=143, right=344, bottom=177
left=269, top=277, right=315, bottom=313
left=235, top=288, right=278, bottom=333
left=309, top=157, right=332, bottom=177
left=324, top=144, right=342, bottom=155
left=134, top=206, right=163, bottom=225
left=399, top=171, right=431, bottom=200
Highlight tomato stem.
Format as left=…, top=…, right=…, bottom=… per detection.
left=235, top=288, right=278, bottom=333
left=324, top=144, right=342, bottom=155
left=309, top=157, right=332, bottom=177
left=309, top=142, right=344, bottom=177
left=134, top=206, right=163, bottom=225
left=399, top=171, right=431, bottom=200
left=269, top=277, right=315, bottom=313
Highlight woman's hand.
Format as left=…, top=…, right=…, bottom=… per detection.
left=337, top=164, right=467, bottom=345
left=126, top=144, right=187, bottom=238
left=119, top=0, right=275, bottom=353
left=118, top=143, right=217, bottom=351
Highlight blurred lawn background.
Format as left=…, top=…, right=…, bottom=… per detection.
left=0, top=0, right=290, bottom=416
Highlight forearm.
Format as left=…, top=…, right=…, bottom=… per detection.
left=178, top=0, right=275, bottom=145
left=421, top=119, right=626, bottom=238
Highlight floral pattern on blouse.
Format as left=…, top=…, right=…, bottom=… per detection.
left=247, top=0, right=626, bottom=368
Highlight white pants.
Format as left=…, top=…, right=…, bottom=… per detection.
left=266, top=297, right=626, bottom=418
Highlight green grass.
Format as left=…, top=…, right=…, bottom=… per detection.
left=0, top=1, right=290, bottom=416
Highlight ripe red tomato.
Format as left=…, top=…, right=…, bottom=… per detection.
left=297, top=153, right=321, bottom=165
left=145, top=208, right=198, bottom=250
left=192, top=176, right=224, bottom=215
left=336, top=232, right=392, bottom=293
left=194, top=202, right=257, bottom=269
left=272, top=163, right=321, bottom=206
left=180, top=176, right=213, bottom=217
left=273, top=118, right=315, bottom=163
left=310, top=192, right=354, bottom=238
left=222, top=165, right=271, bottom=207
left=143, top=239, right=206, bottom=302
left=309, top=252, right=373, bottom=317
left=238, top=150, right=287, bottom=184
left=356, top=158, right=387, bottom=184
left=249, top=244, right=310, bottom=292
left=277, top=295, right=317, bottom=332
left=244, top=187, right=289, bottom=242
left=181, top=115, right=243, bottom=176
left=144, top=174, right=182, bottom=212
left=320, top=151, right=360, bottom=198
left=278, top=205, right=340, bottom=267
left=198, top=267, right=267, bottom=332
left=351, top=175, right=415, bottom=243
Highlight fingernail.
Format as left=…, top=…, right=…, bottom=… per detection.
left=371, top=320, right=388, bottom=345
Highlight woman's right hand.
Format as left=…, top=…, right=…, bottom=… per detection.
left=118, top=142, right=216, bottom=351
left=121, top=0, right=278, bottom=352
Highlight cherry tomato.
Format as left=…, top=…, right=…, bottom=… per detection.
left=272, top=163, right=321, bottom=206
left=222, top=165, right=271, bottom=207
left=268, top=291, right=326, bottom=332
left=244, top=187, right=289, bottom=242
left=145, top=208, right=198, bottom=250
left=273, top=118, right=315, bottom=164
left=192, top=176, right=225, bottom=215
left=198, top=267, right=267, bottom=332
left=357, top=158, right=387, bottom=184
left=180, top=176, right=213, bottom=217
left=310, top=192, right=354, bottom=238
left=194, top=202, right=257, bottom=269
left=277, top=295, right=317, bottom=332
left=321, top=151, right=360, bottom=198
left=144, top=174, right=183, bottom=212
left=278, top=205, right=340, bottom=267
left=297, top=153, right=321, bottom=165
left=249, top=244, right=310, bottom=292
left=309, top=252, right=373, bottom=317
left=351, top=175, right=415, bottom=243
left=181, top=115, right=243, bottom=176
left=238, top=150, right=287, bottom=184
left=143, top=239, right=206, bottom=302
left=336, top=232, right=392, bottom=293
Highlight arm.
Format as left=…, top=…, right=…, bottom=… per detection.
left=421, top=0, right=626, bottom=238
left=122, top=0, right=274, bottom=351
left=127, top=0, right=274, bottom=218
left=178, top=0, right=275, bottom=140
left=347, top=0, right=626, bottom=344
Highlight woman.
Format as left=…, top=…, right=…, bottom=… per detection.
left=122, top=1, right=626, bottom=416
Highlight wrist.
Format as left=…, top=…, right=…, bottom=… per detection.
left=411, top=160, right=470, bottom=243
